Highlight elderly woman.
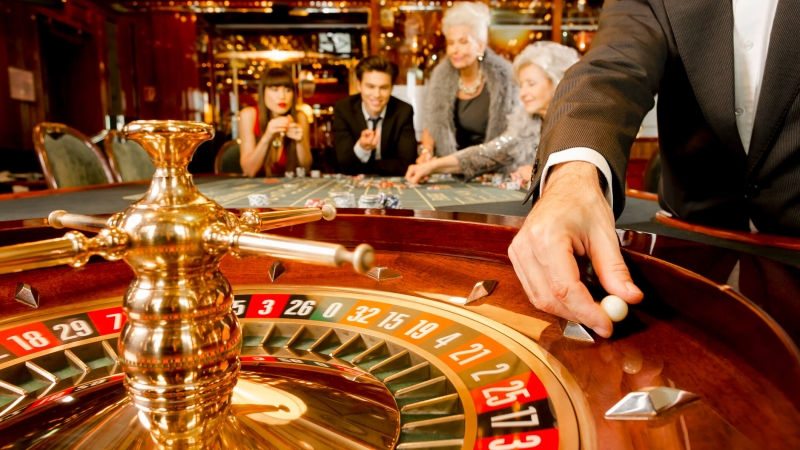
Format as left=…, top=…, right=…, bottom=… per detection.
left=406, top=41, right=580, bottom=184
left=419, top=2, right=518, bottom=161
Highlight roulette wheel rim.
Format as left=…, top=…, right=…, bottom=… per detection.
left=0, top=286, right=594, bottom=449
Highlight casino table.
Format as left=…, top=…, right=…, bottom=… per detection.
left=1, top=175, right=799, bottom=267
left=0, top=123, right=799, bottom=449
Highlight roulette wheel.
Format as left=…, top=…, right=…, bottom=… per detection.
left=0, top=122, right=798, bottom=449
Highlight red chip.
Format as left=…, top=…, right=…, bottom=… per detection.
left=304, top=199, right=325, bottom=208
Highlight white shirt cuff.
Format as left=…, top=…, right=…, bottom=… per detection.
left=539, top=147, right=614, bottom=210
left=354, top=142, right=371, bottom=163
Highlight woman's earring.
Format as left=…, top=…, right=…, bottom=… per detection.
left=478, top=53, right=485, bottom=62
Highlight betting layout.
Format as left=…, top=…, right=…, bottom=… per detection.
left=0, top=290, right=583, bottom=449
left=125, top=177, right=528, bottom=210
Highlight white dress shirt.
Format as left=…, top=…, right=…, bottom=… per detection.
left=540, top=0, right=780, bottom=211
left=353, top=103, right=386, bottom=163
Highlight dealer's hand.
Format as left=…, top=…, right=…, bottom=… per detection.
left=508, top=161, right=643, bottom=337
left=358, top=129, right=380, bottom=151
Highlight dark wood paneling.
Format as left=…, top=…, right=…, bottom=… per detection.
left=0, top=1, right=46, bottom=152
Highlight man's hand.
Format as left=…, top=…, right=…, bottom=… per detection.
left=508, top=161, right=643, bottom=337
left=358, top=129, right=380, bottom=151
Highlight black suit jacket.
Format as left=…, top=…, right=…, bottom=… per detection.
left=334, top=94, right=417, bottom=176
left=528, top=0, right=800, bottom=235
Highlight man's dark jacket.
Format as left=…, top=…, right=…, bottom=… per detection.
left=334, top=94, right=417, bottom=176
left=528, top=0, right=800, bottom=234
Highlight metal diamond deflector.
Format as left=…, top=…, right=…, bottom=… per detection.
left=268, top=260, right=286, bottom=282
left=14, top=283, right=39, bottom=308
left=367, top=266, right=401, bottom=281
left=605, top=386, right=700, bottom=420
left=465, top=280, right=498, bottom=304
left=559, top=318, right=594, bottom=343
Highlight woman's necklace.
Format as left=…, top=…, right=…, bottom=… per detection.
left=458, top=67, right=484, bottom=96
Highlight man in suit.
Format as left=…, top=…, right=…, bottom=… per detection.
left=509, top=0, right=799, bottom=337
left=334, top=56, right=417, bottom=175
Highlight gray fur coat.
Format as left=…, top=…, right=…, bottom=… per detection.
left=423, top=48, right=519, bottom=156
left=453, top=104, right=542, bottom=180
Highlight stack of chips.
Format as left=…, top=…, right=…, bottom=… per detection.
left=504, top=181, right=521, bottom=191
left=358, top=194, right=383, bottom=208
left=247, top=194, right=269, bottom=207
left=304, top=198, right=325, bottom=208
left=285, top=172, right=295, bottom=179
left=330, top=191, right=356, bottom=208
left=296, top=167, right=306, bottom=178
left=491, top=174, right=504, bottom=186
left=310, top=170, right=321, bottom=178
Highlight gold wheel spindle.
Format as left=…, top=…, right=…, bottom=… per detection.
left=0, top=232, right=85, bottom=274
left=239, top=205, right=336, bottom=231
left=48, top=210, right=112, bottom=233
left=231, top=231, right=374, bottom=274
left=0, top=227, right=128, bottom=274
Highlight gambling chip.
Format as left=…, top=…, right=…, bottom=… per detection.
left=311, top=170, right=321, bottom=178
left=247, top=194, right=269, bottom=207
left=357, top=194, right=383, bottom=208
left=383, top=194, right=402, bottom=209
left=304, top=198, right=325, bottom=208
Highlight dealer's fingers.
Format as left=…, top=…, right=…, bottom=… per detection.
left=540, top=235, right=613, bottom=337
left=509, top=236, right=578, bottom=322
left=588, top=226, right=643, bottom=305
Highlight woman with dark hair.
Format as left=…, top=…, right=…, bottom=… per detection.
left=239, top=68, right=312, bottom=177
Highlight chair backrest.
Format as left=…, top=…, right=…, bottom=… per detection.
left=33, top=122, right=116, bottom=189
left=214, top=139, right=242, bottom=174
left=104, top=130, right=156, bottom=182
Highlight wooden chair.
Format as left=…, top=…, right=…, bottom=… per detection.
left=104, top=130, right=156, bottom=182
left=214, top=139, right=242, bottom=174
left=33, top=122, right=116, bottom=189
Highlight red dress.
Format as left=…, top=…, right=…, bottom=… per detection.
left=254, top=108, right=287, bottom=176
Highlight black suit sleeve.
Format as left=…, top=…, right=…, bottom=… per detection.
left=333, top=99, right=368, bottom=175
left=374, top=104, right=418, bottom=175
left=528, top=0, right=668, bottom=218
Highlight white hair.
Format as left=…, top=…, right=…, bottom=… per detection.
left=512, top=41, right=581, bottom=86
left=442, top=2, right=491, bottom=45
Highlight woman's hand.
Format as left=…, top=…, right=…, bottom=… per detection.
left=265, top=116, right=292, bottom=139
left=416, top=151, right=433, bottom=164
left=286, top=121, right=303, bottom=141
left=405, top=162, right=434, bottom=184
left=511, top=164, right=533, bottom=184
